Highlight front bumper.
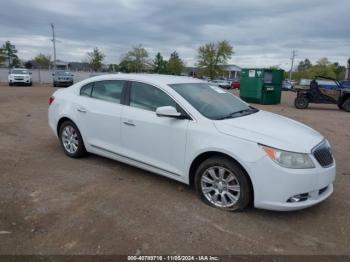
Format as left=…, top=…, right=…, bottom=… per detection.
left=54, top=80, right=73, bottom=86
left=247, top=155, right=336, bottom=211
left=9, top=79, right=32, bottom=84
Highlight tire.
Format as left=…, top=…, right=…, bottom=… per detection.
left=294, top=96, right=309, bottom=109
left=9, top=82, right=13, bottom=86
left=58, top=121, right=87, bottom=158
left=342, top=98, right=350, bottom=112
left=53, top=83, right=57, bottom=87
left=195, top=156, right=252, bottom=212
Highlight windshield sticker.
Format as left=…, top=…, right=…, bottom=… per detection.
left=209, top=85, right=226, bottom=93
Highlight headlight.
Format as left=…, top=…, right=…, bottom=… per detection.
left=261, top=145, right=315, bottom=169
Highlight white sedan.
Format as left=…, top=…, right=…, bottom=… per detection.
left=48, top=74, right=336, bottom=211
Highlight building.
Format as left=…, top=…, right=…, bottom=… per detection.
left=68, top=62, right=91, bottom=71
left=183, top=64, right=241, bottom=79
left=221, top=64, right=241, bottom=79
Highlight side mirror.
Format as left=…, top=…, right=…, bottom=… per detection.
left=156, top=106, right=181, bottom=118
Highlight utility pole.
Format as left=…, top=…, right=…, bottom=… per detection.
left=289, top=50, right=296, bottom=81
left=51, top=23, right=57, bottom=71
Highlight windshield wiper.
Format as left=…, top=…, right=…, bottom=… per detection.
left=215, top=107, right=259, bottom=120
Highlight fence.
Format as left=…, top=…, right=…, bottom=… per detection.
left=0, top=68, right=98, bottom=84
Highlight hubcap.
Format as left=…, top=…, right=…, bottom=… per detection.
left=62, top=125, right=79, bottom=154
left=201, top=166, right=240, bottom=208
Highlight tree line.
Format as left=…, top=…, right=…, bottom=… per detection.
left=0, top=40, right=234, bottom=78
left=292, top=57, right=346, bottom=80
left=1, top=39, right=347, bottom=80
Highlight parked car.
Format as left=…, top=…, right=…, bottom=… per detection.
left=8, top=68, right=32, bottom=86
left=52, top=70, right=74, bottom=87
left=49, top=74, right=335, bottom=212
left=282, top=79, right=293, bottom=90
left=209, top=79, right=231, bottom=89
left=230, top=79, right=240, bottom=89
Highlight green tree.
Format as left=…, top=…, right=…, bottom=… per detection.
left=297, top=58, right=312, bottom=71
left=293, top=57, right=342, bottom=80
left=108, top=64, right=119, bottom=72
left=197, top=40, right=233, bottom=79
left=87, top=47, right=105, bottom=71
left=153, top=52, right=168, bottom=74
left=0, top=41, right=19, bottom=68
left=33, top=54, right=51, bottom=69
left=167, top=51, right=184, bottom=75
left=118, top=59, right=132, bottom=73
left=331, top=62, right=346, bottom=80
left=122, top=45, right=149, bottom=72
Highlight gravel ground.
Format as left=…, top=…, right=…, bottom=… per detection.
left=0, top=83, right=349, bottom=255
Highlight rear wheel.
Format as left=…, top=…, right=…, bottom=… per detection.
left=342, top=98, right=350, bottom=112
left=294, top=96, right=309, bottom=109
left=195, top=156, right=252, bottom=211
left=59, top=121, right=86, bottom=158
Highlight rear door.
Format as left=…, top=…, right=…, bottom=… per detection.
left=120, top=81, right=189, bottom=177
left=74, top=80, right=127, bottom=153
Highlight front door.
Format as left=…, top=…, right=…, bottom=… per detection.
left=120, top=81, right=189, bottom=177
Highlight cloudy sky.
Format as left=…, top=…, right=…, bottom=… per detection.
left=0, top=0, right=349, bottom=69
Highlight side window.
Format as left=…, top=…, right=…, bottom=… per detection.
left=130, top=82, right=177, bottom=111
left=80, top=83, right=93, bottom=97
left=91, top=80, right=125, bottom=103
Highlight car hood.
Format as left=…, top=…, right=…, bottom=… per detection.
left=214, top=110, right=324, bottom=153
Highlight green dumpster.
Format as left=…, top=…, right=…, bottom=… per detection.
left=240, top=68, right=284, bottom=105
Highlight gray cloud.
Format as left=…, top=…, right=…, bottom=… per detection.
left=0, top=0, right=349, bottom=69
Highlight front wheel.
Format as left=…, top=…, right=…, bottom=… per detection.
left=59, top=121, right=87, bottom=158
left=195, top=156, right=252, bottom=211
left=342, top=98, right=350, bottom=112
left=294, top=96, right=309, bottom=109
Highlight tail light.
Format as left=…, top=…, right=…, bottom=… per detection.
left=49, top=96, right=55, bottom=105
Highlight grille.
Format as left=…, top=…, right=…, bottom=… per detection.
left=313, top=142, right=333, bottom=167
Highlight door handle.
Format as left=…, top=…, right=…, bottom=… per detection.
left=123, top=120, right=135, bottom=127
left=77, top=107, right=87, bottom=113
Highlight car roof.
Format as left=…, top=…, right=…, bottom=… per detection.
left=85, top=73, right=204, bottom=86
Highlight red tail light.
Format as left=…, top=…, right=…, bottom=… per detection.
left=49, top=96, right=55, bottom=105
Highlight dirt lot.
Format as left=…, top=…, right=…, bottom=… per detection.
left=0, top=83, right=349, bottom=255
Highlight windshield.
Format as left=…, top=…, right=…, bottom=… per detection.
left=11, top=69, right=29, bottom=74
left=55, top=71, right=71, bottom=75
left=169, top=83, right=258, bottom=120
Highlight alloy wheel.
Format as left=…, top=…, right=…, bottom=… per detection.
left=200, top=166, right=240, bottom=208
left=61, top=125, right=79, bottom=154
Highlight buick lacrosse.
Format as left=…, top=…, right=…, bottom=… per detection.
left=48, top=74, right=336, bottom=211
